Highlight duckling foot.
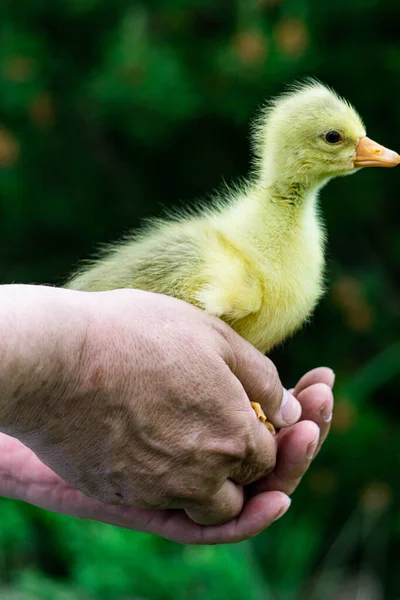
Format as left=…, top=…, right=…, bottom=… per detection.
left=250, top=402, right=276, bottom=435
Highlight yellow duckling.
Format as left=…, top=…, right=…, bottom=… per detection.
left=67, top=81, right=399, bottom=427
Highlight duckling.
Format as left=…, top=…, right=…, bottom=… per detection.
left=67, top=81, right=399, bottom=429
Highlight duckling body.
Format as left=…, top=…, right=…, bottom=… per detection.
left=68, top=184, right=324, bottom=353
left=67, top=82, right=398, bottom=356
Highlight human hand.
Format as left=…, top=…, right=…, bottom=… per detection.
left=0, top=286, right=301, bottom=527
left=0, top=367, right=333, bottom=544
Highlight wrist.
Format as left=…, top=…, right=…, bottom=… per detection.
left=0, top=285, right=91, bottom=436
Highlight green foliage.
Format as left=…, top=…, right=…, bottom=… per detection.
left=0, top=500, right=267, bottom=600
left=1, top=0, right=400, bottom=598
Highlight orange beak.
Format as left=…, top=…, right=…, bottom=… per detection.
left=354, top=136, right=400, bottom=168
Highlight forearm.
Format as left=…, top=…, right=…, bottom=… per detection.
left=0, top=285, right=88, bottom=436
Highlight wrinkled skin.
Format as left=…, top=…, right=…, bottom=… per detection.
left=0, top=286, right=333, bottom=542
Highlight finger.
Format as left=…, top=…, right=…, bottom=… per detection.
left=37, top=483, right=289, bottom=545
left=185, top=479, right=244, bottom=525
left=74, top=489, right=290, bottom=545
left=145, top=491, right=291, bottom=544
left=297, top=383, right=333, bottom=452
left=248, top=420, right=319, bottom=497
left=221, top=327, right=301, bottom=428
left=229, top=417, right=277, bottom=485
left=293, top=367, right=335, bottom=397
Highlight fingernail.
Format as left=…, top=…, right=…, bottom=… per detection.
left=321, top=403, right=333, bottom=423
left=306, top=433, right=320, bottom=460
left=273, top=498, right=291, bottom=522
left=281, top=390, right=302, bottom=424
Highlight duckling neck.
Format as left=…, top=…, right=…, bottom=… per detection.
left=262, top=171, right=327, bottom=210
left=229, top=175, right=326, bottom=255
left=266, top=179, right=308, bottom=209
left=253, top=174, right=325, bottom=224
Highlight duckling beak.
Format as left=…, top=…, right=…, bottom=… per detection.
left=354, top=136, right=400, bottom=168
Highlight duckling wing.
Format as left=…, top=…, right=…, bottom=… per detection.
left=67, top=220, right=262, bottom=324
left=66, top=222, right=203, bottom=301
left=194, top=229, right=263, bottom=321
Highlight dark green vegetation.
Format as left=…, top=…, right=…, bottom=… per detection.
left=0, top=0, right=399, bottom=598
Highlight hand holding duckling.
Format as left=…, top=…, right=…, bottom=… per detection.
left=0, top=285, right=332, bottom=535
left=67, top=81, right=399, bottom=429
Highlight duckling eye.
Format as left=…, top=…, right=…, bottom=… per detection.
left=325, top=130, right=343, bottom=144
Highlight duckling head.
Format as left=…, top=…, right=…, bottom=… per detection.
left=254, top=80, right=400, bottom=192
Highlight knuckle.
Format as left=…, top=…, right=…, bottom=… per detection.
left=258, top=367, right=282, bottom=412
left=261, top=446, right=277, bottom=474
left=229, top=422, right=276, bottom=485
left=228, top=425, right=249, bottom=460
left=243, top=358, right=281, bottom=406
left=244, top=431, right=258, bottom=460
left=210, top=318, right=235, bottom=345
left=219, top=420, right=251, bottom=463
left=246, top=437, right=276, bottom=481
left=209, top=320, right=240, bottom=367
left=241, top=449, right=276, bottom=485
left=265, top=364, right=281, bottom=398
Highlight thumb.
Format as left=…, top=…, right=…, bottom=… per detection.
left=221, top=326, right=301, bottom=429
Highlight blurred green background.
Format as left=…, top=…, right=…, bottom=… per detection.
left=1, top=0, right=400, bottom=598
